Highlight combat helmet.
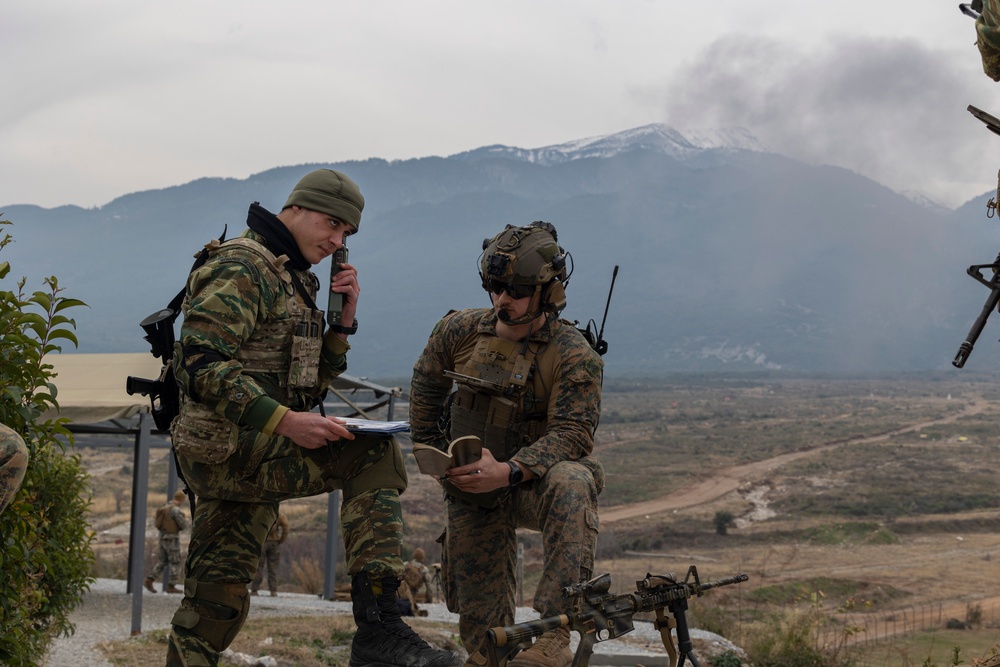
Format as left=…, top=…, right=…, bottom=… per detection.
left=479, top=221, right=570, bottom=324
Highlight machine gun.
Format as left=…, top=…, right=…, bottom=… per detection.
left=953, top=105, right=1000, bottom=368
left=485, top=566, right=748, bottom=667
left=125, top=307, right=181, bottom=431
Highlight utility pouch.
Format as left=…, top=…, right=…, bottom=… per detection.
left=288, top=308, right=323, bottom=389
left=171, top=401, right=239, bottom=464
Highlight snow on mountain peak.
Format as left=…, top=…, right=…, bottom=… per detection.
left=451, top=124, right=766, bottom=165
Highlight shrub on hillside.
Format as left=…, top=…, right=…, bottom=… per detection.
left=0, top=219, right=95, bottom=665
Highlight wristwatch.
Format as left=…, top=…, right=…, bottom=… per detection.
left=506, top=460, right=524, bottom=487
left=329, top=318, right=359, bottom=336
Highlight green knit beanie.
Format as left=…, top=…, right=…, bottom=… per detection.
left=283, top=169, right=364, bottom=230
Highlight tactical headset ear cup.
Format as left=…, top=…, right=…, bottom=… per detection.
left=545, top=281, right=567, bottom=314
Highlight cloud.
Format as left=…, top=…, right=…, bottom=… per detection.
left=663, top=35, right=995, bottom=208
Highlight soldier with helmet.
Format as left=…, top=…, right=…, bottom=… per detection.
left=165, top=169, right=459, bottom=667
left=410, top=221, right=604, bottom=667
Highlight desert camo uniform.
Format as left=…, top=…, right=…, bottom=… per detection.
left=251, top=511, right=289, bottom=596
left=164, top=170, right=456, bottom=667
left=404, top=547, right=436, bottom=603
left=0, top=423, right=28, bottom=515
left=410, top=306, right=604, bottom=659
left=147, top=492, right=189, bottom=592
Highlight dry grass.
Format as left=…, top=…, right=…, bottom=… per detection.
left=75, top=373, right=1000, bottom=666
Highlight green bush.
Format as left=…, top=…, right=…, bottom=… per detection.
left=0, top=219, right=95, bottom=665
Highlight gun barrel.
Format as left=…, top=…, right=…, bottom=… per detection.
left=953, top=287, right=1000, bottom=368
left=699, top=573, right=750, bottom=592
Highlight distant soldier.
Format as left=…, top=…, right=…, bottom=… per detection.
left=0, top=423, right=28, bottom=515
left=251, top=511, right=289, bottom=597
left=410, top=221, right=605, bottom=667
left=403, top=547, right=435, bottom=604
left=145, top=490, right=189, bottom=594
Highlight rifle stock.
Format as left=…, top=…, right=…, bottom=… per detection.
left=485, top=568, right=748, bottom=667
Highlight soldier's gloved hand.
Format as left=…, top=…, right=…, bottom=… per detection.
left=274, top=410, right=355, bottom=449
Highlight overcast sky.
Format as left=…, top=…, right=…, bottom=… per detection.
left=2, top=1, right=998, bottom=209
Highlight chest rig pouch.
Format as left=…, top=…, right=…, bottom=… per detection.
left=445, top=336, right=542, bottom=509
left=213, top=238, right=325, bottom=399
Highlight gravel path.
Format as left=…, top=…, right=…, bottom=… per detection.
left=46, top=578, right=740, bottom=666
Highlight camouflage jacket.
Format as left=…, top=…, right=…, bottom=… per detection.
left=980, top=0, right=1000, bottom=81
left=410, top=308, right=603, bottom=480
left=175, top=224, right=349, bottom=434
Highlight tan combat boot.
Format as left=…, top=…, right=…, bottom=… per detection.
left=165, top=584, right=183, bottom=594
left=507, top=627, right=572, bottom=667
left=143, top=577, right=156, bottom=593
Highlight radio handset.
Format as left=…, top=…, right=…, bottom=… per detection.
left=327, top=245, right=349, bottom=326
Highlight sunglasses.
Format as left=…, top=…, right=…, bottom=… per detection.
left=487, top=280, right=536, bottom=300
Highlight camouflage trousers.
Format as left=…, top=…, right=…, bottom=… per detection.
left=442, top=460, right=600, bottom=656
left=149, top=534, right=184, bottom=585
left=0, top=423, right=28, bottom=516
left=166, top=430, right=406, bottom=667
left=251, top=541, right=281, bottom=594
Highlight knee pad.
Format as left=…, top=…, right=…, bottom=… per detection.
left=170, top=579, right=250, bottom=652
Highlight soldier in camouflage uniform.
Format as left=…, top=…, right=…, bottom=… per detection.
left=409, top=222, right=604, bottom=667
left=165, top=169, right=459, bottom=667
left=251, top=510, right=288, bottom=597
left=146, top=489, right=189, bottom=594
left=977, top=0, right=1000, bottom=80
left=0, top=423, right=28, bottom=516
left=404, top=547, right=435, bottom=603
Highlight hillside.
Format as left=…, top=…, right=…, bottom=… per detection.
left=4, top=124, right=999, bottom=378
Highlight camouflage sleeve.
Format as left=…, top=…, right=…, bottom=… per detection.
left=409, top=310, right=476, bottom=448
left=170, top=504, right=188, bottom=531
left=979, top=0, right=1000, bottom=81
left=318, top=332, right=349, bottom=389
left=512, top=326, right=603, bottom=478
left=178, top=252, right=282, bottom=427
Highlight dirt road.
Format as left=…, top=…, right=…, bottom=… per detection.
left=599, top=397, right=986, bottom=524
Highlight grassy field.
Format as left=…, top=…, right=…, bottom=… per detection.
left=81, top=372, right=1000, bottom=666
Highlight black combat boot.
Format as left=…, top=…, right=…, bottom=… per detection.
left=350, top=572, right=460, bottom=667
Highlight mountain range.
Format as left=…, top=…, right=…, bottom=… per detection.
left=3, top=124, right=998, bottom=380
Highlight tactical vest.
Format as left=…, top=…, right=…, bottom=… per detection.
left=156, top=504, right=181, bottom=534
left=171, top=236, right=326, bottom=465
left=202, top=236, right=325, bottom=401
left=445, top=331, right=557, bottom=507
